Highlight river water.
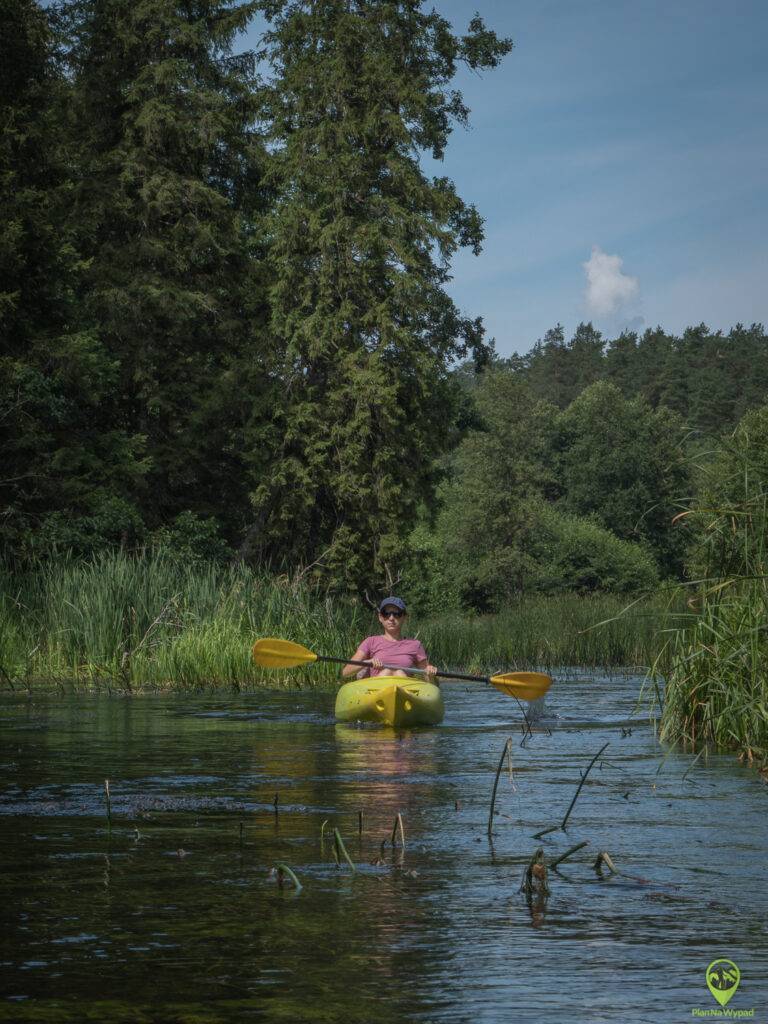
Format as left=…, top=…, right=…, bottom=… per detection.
left=0, top=674, right=766, bottom=1023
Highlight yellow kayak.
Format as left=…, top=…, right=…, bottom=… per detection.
left=335, top=676, right=445, bottom=727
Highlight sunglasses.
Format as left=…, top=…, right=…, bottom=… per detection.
left=380, top=609, right=405, bottom=618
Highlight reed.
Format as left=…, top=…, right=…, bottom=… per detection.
left=0, top=550, right=365, bottom=689
left=390, top=812, right=405, bottom=849
left=104, top=779, right=112, bottom=831
left=332, top=829, right=356, bottom=872
left=650, top=489, right=768, bottom=762
left=418, top=594, right=664, bottom=672
left=274, top=864, right=302, bottom=892
left=1, top=550, right=666, bottom=690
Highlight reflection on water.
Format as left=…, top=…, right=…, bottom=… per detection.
left=1, top=675, right=767, bottom=1023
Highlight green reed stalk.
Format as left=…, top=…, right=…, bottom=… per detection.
left=333, top=829, right=356, bottom=872
left=275, top=864, right=302, bottom=892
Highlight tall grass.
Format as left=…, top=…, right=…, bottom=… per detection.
left=0, top=551, right=365, bottom=689
left=651, top=486, right=768, bottom=762
left=418, top=595, right=663, bottom=673
left=0, top=551, right=665, bottom=691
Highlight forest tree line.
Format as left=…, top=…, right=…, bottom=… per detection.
left=3, top=0, right=767, bottom=608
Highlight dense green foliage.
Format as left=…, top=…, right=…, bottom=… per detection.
left=554, top=381, right=688, bottom=576
left=2, top=0, right=766, bottom=620
left=405, top=371, right=689, bottom=612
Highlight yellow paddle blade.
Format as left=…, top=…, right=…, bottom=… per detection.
left=252, top=638, right=318, bottom=669
left=489, top=671, right=552, bottom=701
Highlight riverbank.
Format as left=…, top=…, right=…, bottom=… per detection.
left=0, top=552, right=667, bottom=690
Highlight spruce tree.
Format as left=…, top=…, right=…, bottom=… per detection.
left=247, top=0, right=512, bottom=588
left=62, top=0, right=272, bottom=536
left=0, top=0, right=146, bottom=558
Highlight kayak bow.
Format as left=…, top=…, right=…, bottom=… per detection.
left=335, top=676, right=445, bottom=727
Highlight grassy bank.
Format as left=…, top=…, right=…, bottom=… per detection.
left=0, top=552, right=666, bottom=691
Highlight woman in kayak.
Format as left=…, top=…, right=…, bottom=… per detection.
left=341, top=597, right=438, bottom=680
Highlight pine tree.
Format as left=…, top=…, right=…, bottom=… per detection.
left=524, top=325, right=572, bottom=408
left=633, top=327, right=674, bottom=409
left=63, top=0, right=273, bottom=536
left=246, top=0, right=512, bottom=587
left=568, top=321, right=605, bottom=395
left=730, top=324, right=768, bottom=424
left=605, top=330, right=639, bottom=395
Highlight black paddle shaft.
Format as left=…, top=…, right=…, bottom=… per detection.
left=318, top=654, right=491, bottom=685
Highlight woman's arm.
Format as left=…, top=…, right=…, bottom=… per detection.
left=341, top=646, right=370, bottom=678
left=415, top=658, right=438, bottom=677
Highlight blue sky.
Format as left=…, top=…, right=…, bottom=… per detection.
left=245, top=1, right=768, bottom=356
left=427, top=0, right=768, bottom=354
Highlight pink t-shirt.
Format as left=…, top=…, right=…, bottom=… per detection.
left=358, top=635, right=427, bottom=677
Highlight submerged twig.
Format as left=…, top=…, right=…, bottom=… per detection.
left=550, top=841, right=589, bottom=869
left=487, top=737, right=513, bottom=838
left=561, top=742, right=610, bottom=831
left=532, top=824, right=559, bottom=840
left=593, top=851, right=618, bottom=875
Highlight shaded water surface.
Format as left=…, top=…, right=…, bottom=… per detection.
left=1, top=675, right=766, bottom=1023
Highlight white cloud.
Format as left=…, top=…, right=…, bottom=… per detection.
left=583, top=245, right=640, bottom=317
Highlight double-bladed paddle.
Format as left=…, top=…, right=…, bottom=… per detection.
left=252, top=637, right=552, bottom=702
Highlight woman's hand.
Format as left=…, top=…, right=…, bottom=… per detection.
left=425, top=664, right=438, bottom=677
left=369, top=658, right=384, bottom=669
